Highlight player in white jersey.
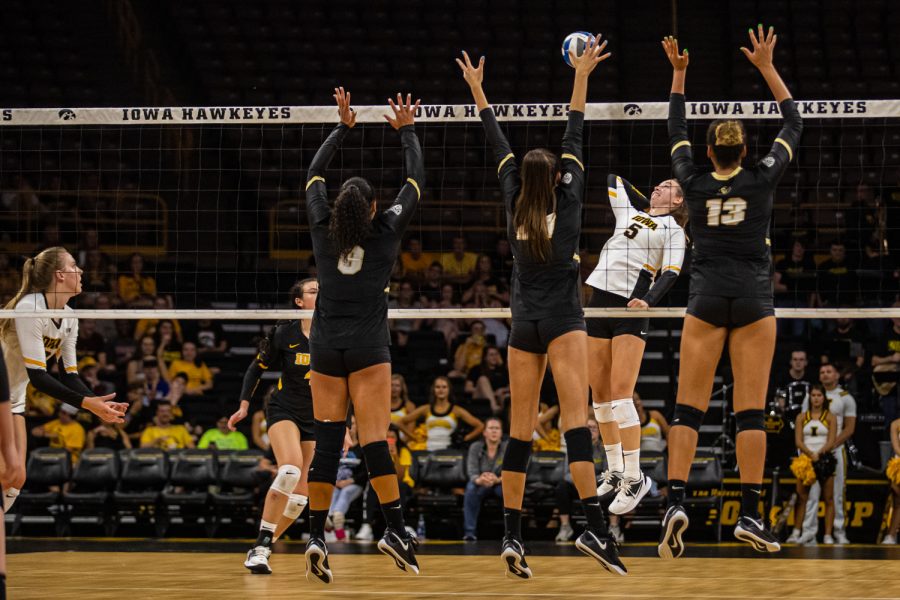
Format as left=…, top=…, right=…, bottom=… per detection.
left=0, top=247, right=128, bottom=510
left=585, top=174, right=687, bottom=514
left=798, top=363, right=856, bottom=544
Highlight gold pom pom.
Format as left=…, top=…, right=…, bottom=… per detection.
left=790, top=454, right=816, bottom=486
left=887, top=456, right=900, bottom=486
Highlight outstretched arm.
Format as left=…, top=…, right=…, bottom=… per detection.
left=306, top=87, right=355, bottom=226
left=383, top=93, right=424, bottom=233
left=662, top=37, right=695, bottom=183
left=568, top=33, right=610, bottom=113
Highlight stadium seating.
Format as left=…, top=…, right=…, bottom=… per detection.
left=61, top=448, right=120, bottom=536
left=12, top=447, right=72, bottom=536
left=159, top=448, right=219, bottom=536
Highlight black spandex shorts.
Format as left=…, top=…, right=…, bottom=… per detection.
left=267, top=397, right=315, bottom=441
left=509, top=315, right=586, bottom=354
left=686, top=294, right=774, bottom=328
left=585, top=288, right=649, bottom=341
left=309, top=343, right=391, bottom=378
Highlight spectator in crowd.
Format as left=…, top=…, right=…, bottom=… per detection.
left=402, top=376, right=484, bottom=451
left=634, top=392, right=669, bottom=453
left=857, top=235, right=894, bottom=307
left=419, top=261, right=444, bottom=304
left=481, top=299, right=510, bottom=348
left=140, top=356, right=170, bottom=403
left=77, top=357, right=115, bottom=397
left=492, top=237, right=514, bottom=281
left=155, top=319, right=184, bottom=364
left=357, top=425, right=415, bottom=541
left=86, top=422, right=132, bottom=451
left=817, top=318, right=867, bottom=384
left=388, top=257, right=406, bottom=297
left=0, top=253, right=21, bottom=305
left=161, top=341, right=214, bottom=395
left=534, top=402, right=561, bottom=451
left=450, top=320, right=488, bottom=377
left=330, top=417, right=365, bottom=542
left=123, top=383, right=152, bottom=443
left=556, top=417, right=606, bottom=542
left=390, top=374, right=418, bottom=441
left=1, top=174, right=43, bottom=215
left=815, top=241, right=858, bottom=308
left=110, top=319, right=138, bottom=371
left=140, top=403, right=195, bottom=449
left=92, top=294, right=118, bottom=340
left=249, top=388, right=272, bottom=451
left=883, top=417, right=900, bottom=544
left=76, top=318, right=111, bottom=372
left=118, top=252, right=157, bottom=304
left=786, top=385, right=837, bottom=545
left=31, top=404, right=86, bottom=462
left=126, top=336, right=157, bottom=384
left=871, top=305, right=900, bottom=430
left=135, top=297, right=183, bottom=340
left=388, top=280, right=422, bottom=347
left=198, top=416, right=249, bottom=450
left=401, top=238, right=433, bottom=284
left=303, top=255, right=318, bottom=280
left=463, top=254, right=509, bottom=305
left=466, top=346, right=510, bottom=415
left=462, top=417, right=506, bottom=541
left=774, top=239, right=817, bottom=337
left=774, top=349, right=814, bottom=414
left=427, top=283, right=461, bottom=350
left=193, top=318, right=228, bottom=355
left=81, top=249, right=117, bottom=294
left=441, top=236, right=478, bottom=285
left=800, top=364, right=856, bottom=544
left=163, top=373, right=191, bottom=425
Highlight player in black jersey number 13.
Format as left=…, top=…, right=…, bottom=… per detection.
left=658, top=27, right=802, bottom=559
left=303, top=88, right=424, bottom=584
left=459, top=35, right=626, bottom=579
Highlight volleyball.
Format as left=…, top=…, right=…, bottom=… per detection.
left=561, top=31, right=594, bottom=67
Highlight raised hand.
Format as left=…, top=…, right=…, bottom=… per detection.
left=662, top=36, right=689, bottom=71
left=384, top=93, right=421, bottom=130
left=455, top=51, right=484, bottom=88
left=741, top=24, right=777, bottom=70
left=334, top=86, right=356, bottom=128
left=571, top=33, right=611, bottom=76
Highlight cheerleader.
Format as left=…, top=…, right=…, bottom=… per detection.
left=881, top=417, right=899, bottom=544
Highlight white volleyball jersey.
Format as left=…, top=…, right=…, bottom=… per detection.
left=586, top=175, right=687, bottom=299
left=1, top=293, right=79, bottom=414
left=801, top=410, right=831, bottom=453
left=802, top=386, right=857, bottom=447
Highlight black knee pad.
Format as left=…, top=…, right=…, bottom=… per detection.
left=308, top=420, right=345, bottom=484
left=563, top=427, right=593, bottom=464
left=502, top=437, right=533, bottom=473
left=362, top=440, right=395, bottom=479
left=735, top=409, right=766, bottom=433
left=672, top=404, right=706, bottom=432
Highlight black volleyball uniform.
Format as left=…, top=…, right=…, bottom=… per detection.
left=668, top=93, right=802, bottom=327
left=305, top=123, right=424, bottom=376
left=240, top=321, right=315, bottom=440
left=480, top=107, right=586, bottom=353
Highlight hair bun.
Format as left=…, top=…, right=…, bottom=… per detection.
left=715, top=121, right=744, bottom=146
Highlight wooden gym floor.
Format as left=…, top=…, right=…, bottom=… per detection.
left=8, top=540, right=900, bottom=600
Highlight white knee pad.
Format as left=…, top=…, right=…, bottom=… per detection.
left=271, top=464, right=301, bottom=496
left=611, top=398, right=640, bottom=429
left=3, top=487, right=19, bottom=512
left=592, top=402, right=615, bottom=424
left=283, top=493, right=308, bottom=520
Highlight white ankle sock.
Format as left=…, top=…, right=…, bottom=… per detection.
left=604, top=443, right=623, bottom=473
left=623, top=449, right=641, bottom=480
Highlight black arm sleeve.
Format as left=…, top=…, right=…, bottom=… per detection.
left=239, top=324, right=282, bottom=402
left=613, top=174, right=652, bottom=212
left=641, top=270, right=679, bottom=307
left=27, top=369, right=85, bottom=409
left=0, top=352, right=8, bottom=403
left=560, top=109, right=585, bottom=168
left=759, top=98, right=803, bottom=183
left=382, top=125, right=424, bottom=234
left=668, top=93, right=696, bottom=184
left=479, top=107, right=520, bottom=208
left=305, top=124, right=350, bottom=227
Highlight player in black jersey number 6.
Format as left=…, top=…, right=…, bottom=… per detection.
left=658, top=27, right=802, bottom=559
left=230, top=279, right=318, bottom=574
left=458, top=36, right=626, bottom=579
left=303, top=88, right=424, bottom=584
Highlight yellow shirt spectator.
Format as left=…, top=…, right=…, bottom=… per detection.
left=140, top=424, right=194, bottom=449
left=34, top=412, right=86, bottom=461
left=440, top=252, right=478, bottom=279
left=167, top=359, right=213, bottom=393
left=118, top=274, right=157, bottom=303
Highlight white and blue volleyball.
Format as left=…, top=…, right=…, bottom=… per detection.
left=561, top=31, right=594, bottom=67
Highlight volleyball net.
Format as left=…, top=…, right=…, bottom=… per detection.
left=1, top=99, right=899, bottom=321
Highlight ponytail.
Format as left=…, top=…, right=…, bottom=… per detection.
left=328, top=177, right=374, bottom=260
left=515, top=149, right=559, bottom=263
left=0, top=246, right=68, bottom=340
